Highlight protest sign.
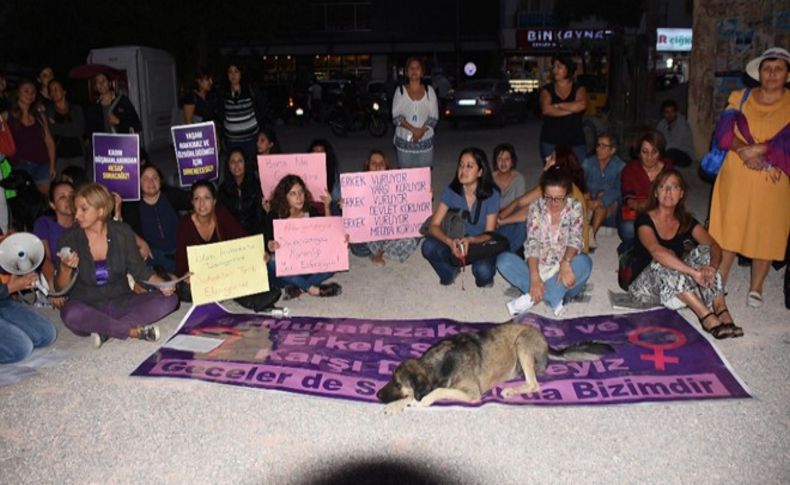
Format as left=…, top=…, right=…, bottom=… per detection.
left=259, top=153, right=327, bottom=201
left=171, top=122, right=218, bottom=186
left=187, top=235, right=269, bottom=305
left=273, top=216, right=348, bottom=276
left=93, top=133, right=140, bottom=201
left=340, top=167, right=432, bottom=243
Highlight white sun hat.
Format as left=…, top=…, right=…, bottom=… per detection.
left=745, top=47, right=790, bottom=82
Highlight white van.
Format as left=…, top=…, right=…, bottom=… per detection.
left=87, top=46, right=177, bottom=150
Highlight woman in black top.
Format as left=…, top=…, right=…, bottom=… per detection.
left=627, top=169, right=742, bottom=339
left=217, top=148, right=263, bottom=236
left=46, top=79, right=85, bottom=175
left=539, top=55, right=588, bottom=165
left=182, top=67, right=217, bottom=124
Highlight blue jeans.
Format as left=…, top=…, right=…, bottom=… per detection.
left=13, top=159, right=51, bottom=184
left=618, top=219, right=635, bottom=255
left=496, top=252, right=592, bottom=309
left=0, top=299, right=57, bottom=364
left=421, top=236, right=496, bottom=286
left=396, top=148, right=434, bottom=169
left=267, top=258, right=333, bottom=291
left=496, top=223, right=527, bottom=254
left=539, top=143, right=587, bottom=167
left=148, top=247, right=177, bottom=274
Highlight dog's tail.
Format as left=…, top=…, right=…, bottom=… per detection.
left=548, top=341, right=615, bottom=361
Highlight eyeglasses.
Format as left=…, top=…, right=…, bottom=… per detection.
left=596, top=143, right=614, bottom=148
left=543, top=195, right=566, bottom=203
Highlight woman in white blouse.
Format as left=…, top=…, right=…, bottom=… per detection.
left=392, top=57, right=439, bottom=169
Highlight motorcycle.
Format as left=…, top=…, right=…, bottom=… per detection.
left=327, top=98, right=389, bottom=137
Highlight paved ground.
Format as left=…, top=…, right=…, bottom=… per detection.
left=1, top=120, right=788, bottom=484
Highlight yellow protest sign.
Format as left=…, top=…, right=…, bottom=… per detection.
left=186, top=235, right=269, bottom=305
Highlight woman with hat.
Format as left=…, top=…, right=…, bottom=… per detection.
left=708, top=47, right=790, bottom=309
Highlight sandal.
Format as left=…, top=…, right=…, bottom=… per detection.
left=318, top=282, right=342, bottom=297
left=715, top=308, right=744, bottom=338
left=747, top=291, right=763, bottom=308
left=698, top=312, right=732, bottom=340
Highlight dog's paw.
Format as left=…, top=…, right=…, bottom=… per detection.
left=501, top=387, right=519, bottom=399
left=384, top=399, right=411, bottom=415
left=523, top=382, right=540, bottom=395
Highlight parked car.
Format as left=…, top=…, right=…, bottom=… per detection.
left=443, top=79, right=528, bottom=127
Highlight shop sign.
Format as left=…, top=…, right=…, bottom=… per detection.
left=517, top=29, right=612, bottom=49
left=656, top=28, right=692, bottom=51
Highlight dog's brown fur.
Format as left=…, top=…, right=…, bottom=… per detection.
left=376, top=322, right=613, bottom=414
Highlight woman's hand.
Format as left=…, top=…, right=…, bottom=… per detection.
left=111, top=192, right=123, bottom=219
left=412, top=126, right=428, bottom=141
left=558, top=261, right=576, bottom=288
left=529, top=278, right=545, bottom=304
left=449, top=237, right=468, bottom=260
left=544, top=152, right=556, bottom=170
left=49, top=164, right=57, bottom=180
left=698, top=265, right=717, bottom=288
left=267, top=240, right=280, bottom=253
left=137, top=239, right=152, bottom=261
left=736, top=144, right=766, bottom=170
left=60, top=251, right=80, bottom=271
left=691, top=269, right=710, bottom=288
left=8, top=273, right=38, bottom=294
left=50, top=296, right=66, bottom=309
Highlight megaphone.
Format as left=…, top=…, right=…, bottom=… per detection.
left=0, top=232, right=45, bottom=275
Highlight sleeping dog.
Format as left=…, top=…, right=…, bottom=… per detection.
left=377, top=322, right=614, bottom=414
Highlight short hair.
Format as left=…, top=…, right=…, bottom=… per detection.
left=194, top=67, right=213, bottom=83
left=551, top=55, right=577, bottom=80
left=48, top=180, right=74, bottom=203
left=540, top=165, right=573, bottom=195
left=638, top=130, right=667, bottom=155
left=140, top=162, right=165, bottom=186
left=492, top=143, right=518, bottom=169
left=597, top=132, right=617, bottom=147
left=363, top=150, right=390, bottom=171
left=660, top=99, right=678, bottom=112
left=190, top=179, right=216, bottom=199
left=74, top=183, right=114, bottom=221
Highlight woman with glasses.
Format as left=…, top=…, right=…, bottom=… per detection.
left=628, top=169, right=742, bottom=339
left=497, top=166, right=590, bottom=317
left=422, top=147, right=500, bottom=287
left=581, top=134, right=625, bottom=249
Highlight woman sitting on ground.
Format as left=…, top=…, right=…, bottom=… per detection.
left=218, top=148, right=263, bottom=236
left=497, top=146, right=590, bottom=253
left=492, top=143, right=526, bottom=209
left=264, top=174, right=341, bottom=298
left=33, top=180, right=75, bottom=308
left=56, top=183, right=178, bottom=348
left=256, top=126, right=281, bottom=157
left=308, top=138, right=341, bottom=215
left=348, top=150, right=420, bottom=265
left=497, top=166, right=591, bottom=317
left=627, top=169, right=742, bottom=339
left=121, top=163, right=191, bottom=274
left=0, top=267, right=57, bottom=364
left=582, top=133, right=626, bottom=249
left=422, top=147, right=501, bottom=287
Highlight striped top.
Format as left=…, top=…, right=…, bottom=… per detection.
left=223, top=87, right=259, bottom=143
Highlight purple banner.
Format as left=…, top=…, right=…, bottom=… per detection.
left=92, top=133, right=140, bottom=201
left=171, top=122, right=219, bottom=187
left=132, top=304, right=751, bottom=406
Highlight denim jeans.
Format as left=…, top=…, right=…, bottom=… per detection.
left=0, top=299, right=57, bottom=364
left=496, top=252, right=592, bottom=309
left=396, top=148, right=434, bottom=169
left=421, top=236, right=496, bottom=286
left=496, top=223, right=527, bottom=254
left=539, top=143, right=587, bottom=167
left=618, top=219, right=636, bottom=255
left=267, top=258, right=333, bottom=291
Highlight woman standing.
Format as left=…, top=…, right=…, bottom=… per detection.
left=539, top=55, right=588, bottom=164
left=628, top=169, right=742, bottom=339
left=391, top=57, right=439, bottom=169
left=8, top=80, right=56, bottom=193
left=182, top=68, right=217, bottom=125
left=498, top=167, right=591, bottom=317
left=92, top=73, right=142, bottom=135
left=221, top=63, right=259, bottom=173
left=422, top=147, right=501, bottom=287
left=708, top=47, right=790, bottom=308
left=218, top=148, right=263, bottom=236
left=56, top=183, right=178, bottom=348
left=46, top=79, right=86, bottom=175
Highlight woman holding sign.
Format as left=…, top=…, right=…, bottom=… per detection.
left=218, top=148, right=264, bottom=236
left=421, top=147, right=502, bottom=287
left=56, top=183, right=178, bottom=348
left=263, top=175, right=342, bottom=299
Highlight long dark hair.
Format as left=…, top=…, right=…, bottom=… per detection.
left=644, top=168, right=694, bottom=233
left=553, top=146, right=586, bottom=193
left=309, top=138, right=338, bottom=193
left=449, top=147, right=497, bottom=200
left=270, top=174, right=314, bottom=219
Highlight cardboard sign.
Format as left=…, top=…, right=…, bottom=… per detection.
left=187, top=235, right=269, bottom=305
left=340, top=167, right=432, bottom=243
left=273, top=217, right=348, bottom=276
left=259, top=153, right=328, bottom=201
left=93, top=133, right=140, bottom=201
left=171, top=122, right=219, bottom=186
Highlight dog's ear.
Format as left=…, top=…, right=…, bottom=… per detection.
left=408, top=369, right=431, bottom=402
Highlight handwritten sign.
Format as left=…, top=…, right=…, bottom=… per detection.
left=273, top=217, right=348, bottom=276
left=186, top=235, right=269, bottom=305
left=171, top=122, right=219, bottom=186
left=340, top=167, right=432, bottom=243
left=93, top=133, right=140, bottom=201
left=259, top=153, right=328, bottom=201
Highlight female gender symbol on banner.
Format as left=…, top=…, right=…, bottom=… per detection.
left=627, top=326, right=687, bottom=371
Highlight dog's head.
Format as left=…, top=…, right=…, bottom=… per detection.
left=0, top=170, right=36, bottom=191
left=376, top=359, right=432, bottom=403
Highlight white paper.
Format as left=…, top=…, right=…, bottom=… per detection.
left=162, top=334, right=224, bottom=353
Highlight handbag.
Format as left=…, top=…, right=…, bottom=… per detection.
left=419, top=207, right=471, bottom=240
left=450, top=232, right=509, bottom=266
left=0, top=118, right=16, bottom=158
left=700, top=88, right=751, bottom=177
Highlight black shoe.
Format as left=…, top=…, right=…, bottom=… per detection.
left=318, top=282, right=342, bottom=297
left=737, top=255, right=752, bottom=267
left=282, top=286, right=302, bottom=300
left=136, top=325, right=160, bottom=342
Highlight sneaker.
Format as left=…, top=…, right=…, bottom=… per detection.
left=553, top=302, right=566, bottom=317
left=318, top=282, right=342, bottom=297
left=746, top=291, right=763, bottom=308
left=136, top=324, right=160, bottom=342
left=91, top=333, right=110, bottom=348
left=589, top=235, right=598, bottom=250
left=506, top=293, right=534, bottom=316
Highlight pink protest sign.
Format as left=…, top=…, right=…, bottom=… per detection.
left=259, top=153, right=328, bottom=201
left=340, top=167, right=432, bottom=243
left=273, top=216, right=349, bottom=276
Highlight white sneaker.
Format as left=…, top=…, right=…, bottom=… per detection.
left=507, top=293, right=534, bottom=316
left=91, top=333, right=110, bottom=348
left=553, top=302, right=566, bottom=317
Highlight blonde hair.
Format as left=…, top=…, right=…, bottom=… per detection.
left=73, top=183, right=114, bottom=221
